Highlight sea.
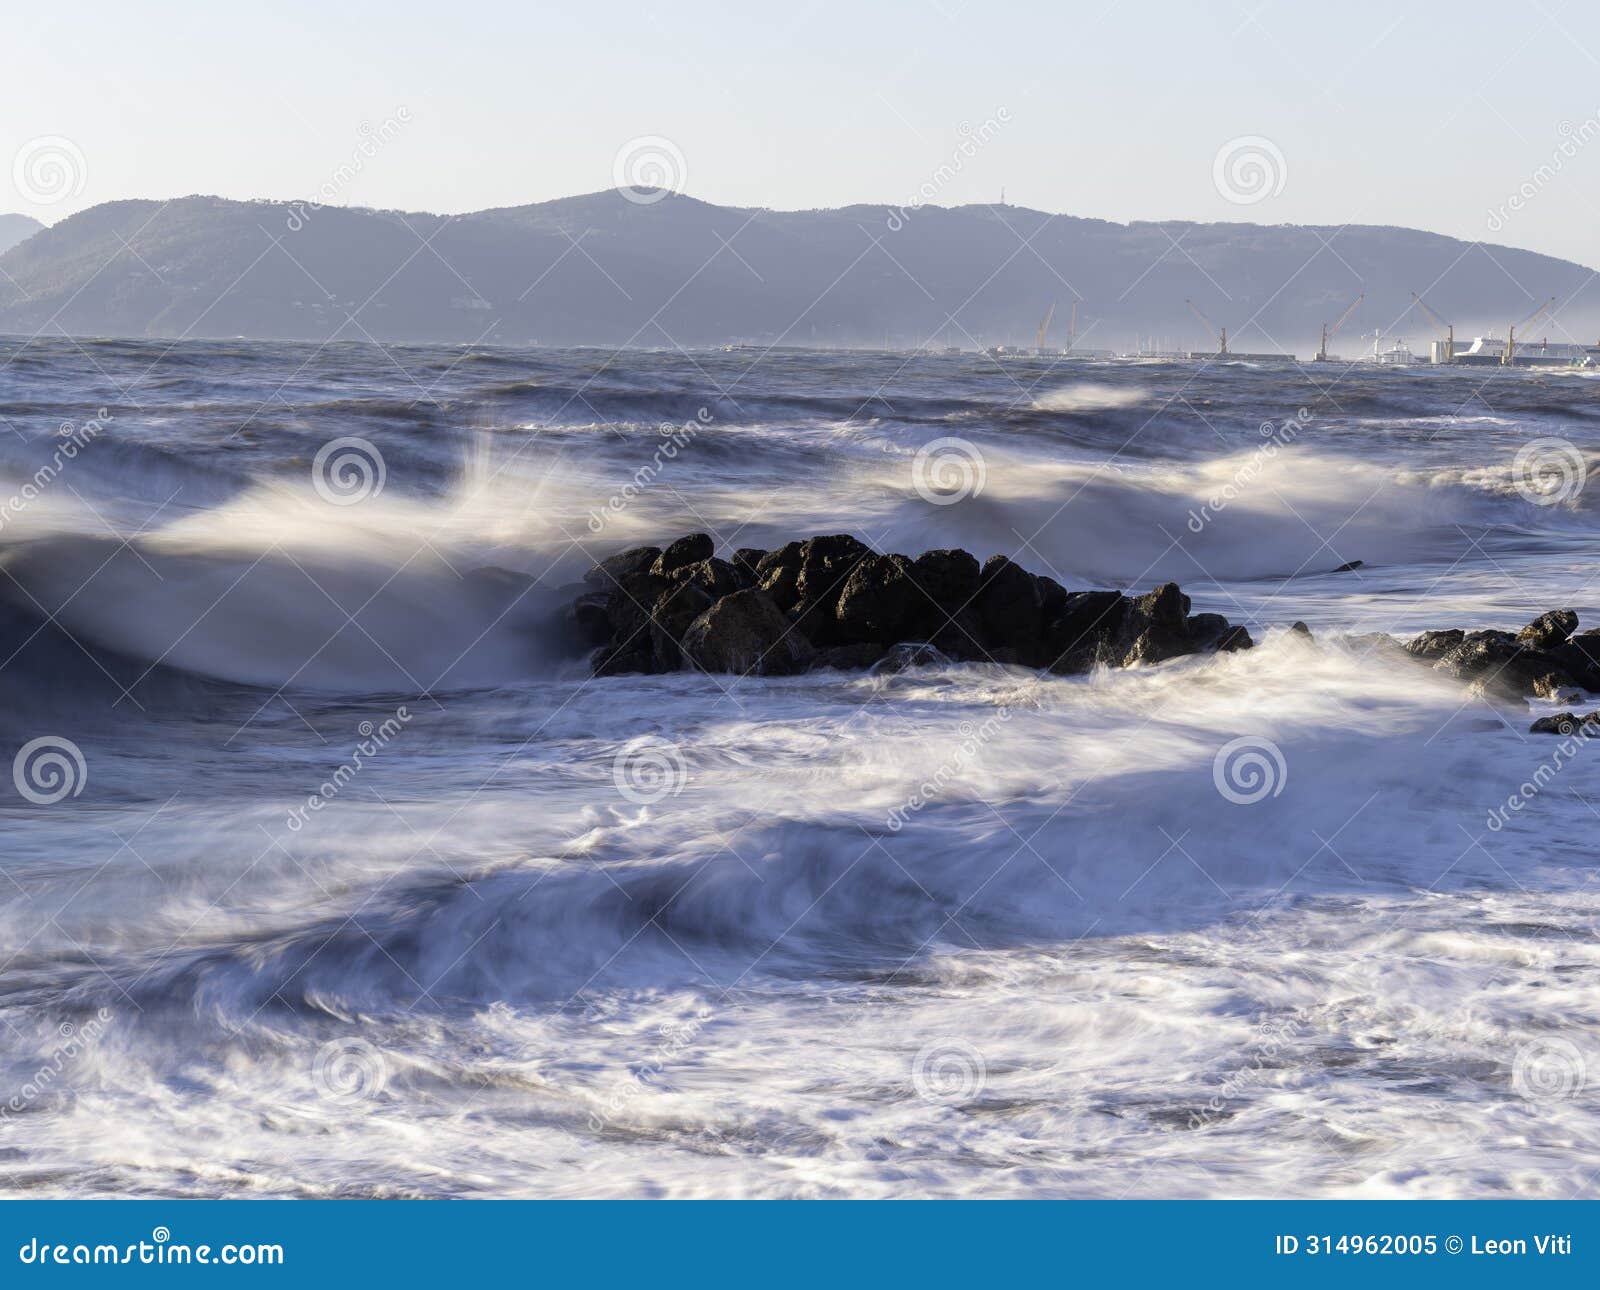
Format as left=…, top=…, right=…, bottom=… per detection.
left=0, top=337, right=1597, bottom=1198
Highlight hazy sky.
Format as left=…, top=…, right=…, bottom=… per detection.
left=6, top=0, right=1600, bottom=266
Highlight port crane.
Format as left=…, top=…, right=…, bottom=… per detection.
left=1316, top=292, right=1363, bottom=362
left=1035, top=302, right=1056, bottom=352
left=1410, top=292, right=1453, bottom=362
left=1505, top=296, right=1556, bottom=365
left=1186, top=299, right=1228, bottom=356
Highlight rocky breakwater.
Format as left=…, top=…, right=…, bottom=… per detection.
left=570, top=532, right=1254, bottom=678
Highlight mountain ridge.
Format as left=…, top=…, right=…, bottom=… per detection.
left=1, top=191, right=1595, bottom=351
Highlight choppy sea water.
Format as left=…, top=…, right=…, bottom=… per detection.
left=1, top=337, right=1598, bottom=1198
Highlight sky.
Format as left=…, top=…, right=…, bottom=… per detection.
left=5, top=0, right=1600, bottom=266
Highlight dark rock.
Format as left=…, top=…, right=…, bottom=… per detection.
left=603, top=571, right=672, bottom=648
left=1517, top=609, right=1579, bottom=650
left=836, top=553, right=918, bottom=642
left=592, top=641, right=658, bottom=676
left=651, top=533, right=714, bottom=576
left=975, top=556, right=1043, bottom=648
left=571, top=590, right=612, bottom=647
left=648, top=582, right=715, bottom=671
left=1332, top=560, right=1363, bottom=573
left=670, top=557, right=743, bottom=600
left=1405, top=629, right=1464, bottom=661
left=1288, top=621, right=1313, bottom=640
left=584, top=545, right=661, bottom=589
left=814, top=642, right=887, bottom=671
left=1550, top=630, right=1600, bottom=690
left=1433, top=630, right=1575, bottom=700
left=681, top=589, right=816, bottom=676
left=1047, top=591, right=1127, bottom=673
left=1216, top=626, right=1254, bottom=653
left=759, top=562, right=801, bottom=613
left=1530, top=711, right=1600, bottom=736
left=731, top=548, right=767, bottom=584
left=1533, top=673, right=1584, bottom=703
left=1100, top=583, right=1195, bottom=667
left=755, top=541, right=804, bottom=576
left=908, top=549, right=981, bottom=613
left=928, top=607, right=989, bottom=662
left=1186, top=612, right=1231, bottom=652
left=790, top=534, right=871, bottom=645
left=1035, top=574, right=1069, bottom=622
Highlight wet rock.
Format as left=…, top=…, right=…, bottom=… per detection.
left=1100, top=582, right=1194, bottom=667
left=790, top=534, right=871, bottom=645
left=928, top=607, right=989, bottom=663
left=1518, top=609, right=1579, bottom=650
left=1185, top=612, right=1230, bottom=652
left=1532, top=673, right=1585, bottom=703
left=651, top=533, right=714, bottom=576
left=648, top=582, right=715, bottom=671
left=1332, top=560, right=1363, bottom=573
left=670, top=557, right=744, bottom=601
left=731, top=548, right=767, bottom=585
left=908, top=549, right=981, bottom=612
left=1288, top=621, right=1314, bottom=641
left=1047, top=591, right=1128, bottom=673
left=571, top=590, right=612, bottom=647
left=592, top=640, right=658, bottom=676
left=584, top=545, right=661, bottom=589
left=681, top=588, right=815, bottom=676
left=1432, top=630, right=1574, bottom=700
left=1551, top=629, right=1600, bottom=690
left=603, top=571, right=672, bottom=647
left=758, top=562, right=801, bottom=613
left=975, top=556, right=1044, bottom=650
left=1216, top=625, right=1254, bottom=653
left=1530, top=711, right=1600, bottom=736
left=836, top=553, right=919, bottom=643
left=1405, top=629, right=1464, bottom=661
